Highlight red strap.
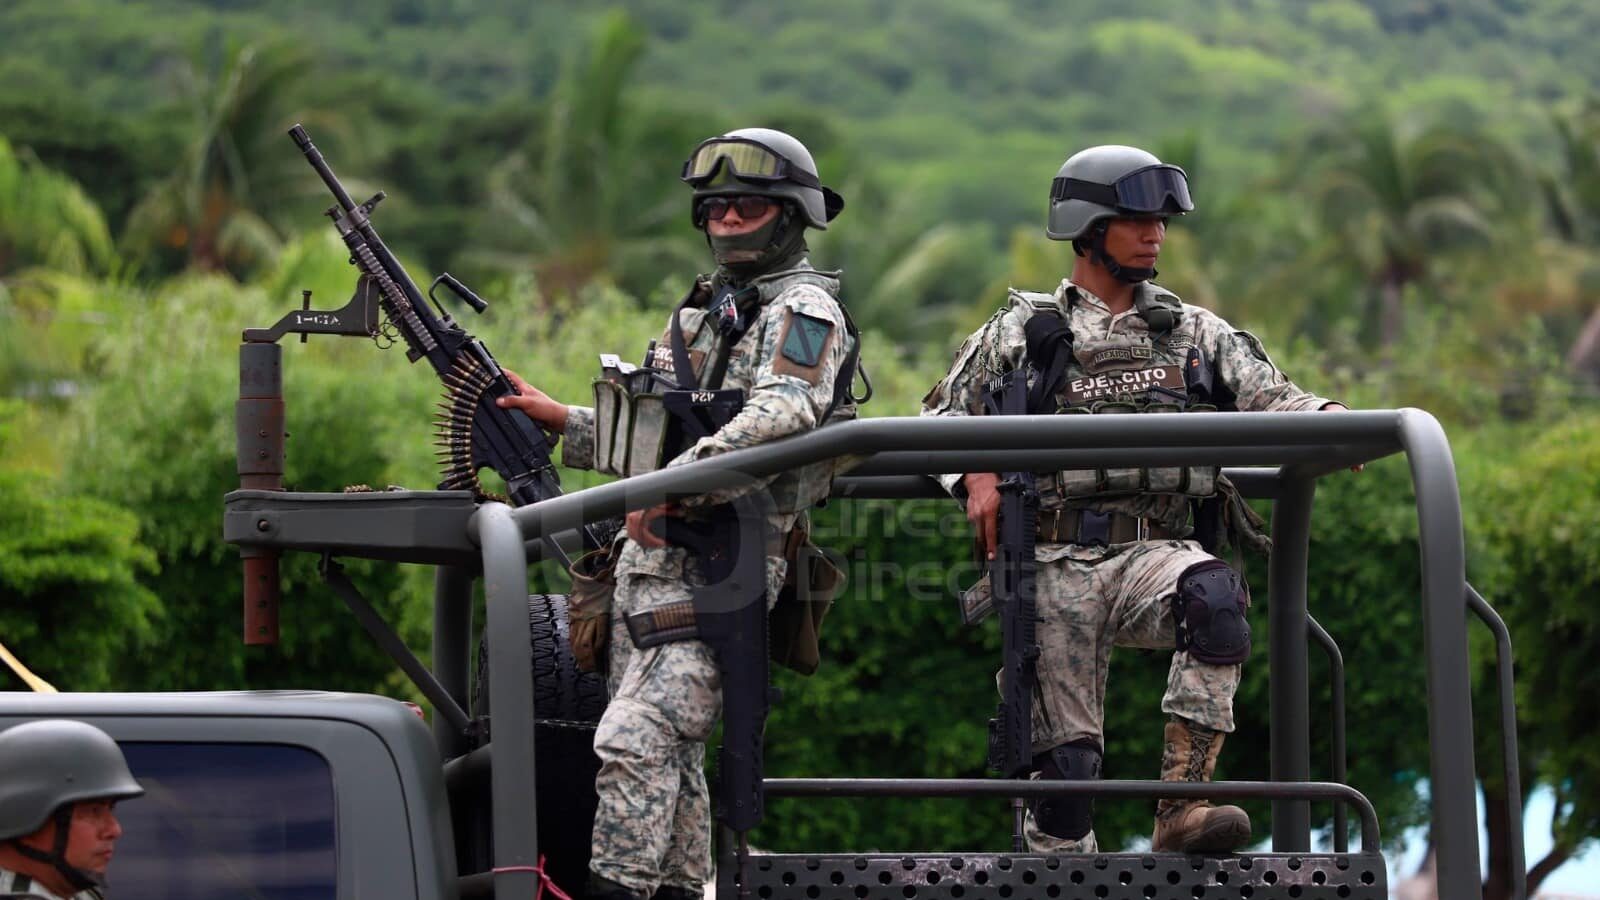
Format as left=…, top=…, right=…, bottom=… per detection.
left=491, top=856, right=574, bottom=900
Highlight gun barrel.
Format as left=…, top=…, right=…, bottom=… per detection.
left=288, top=124, right=358, bottom=213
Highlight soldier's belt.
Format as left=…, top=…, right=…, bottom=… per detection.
left=1036, top=508, right=1173, bottom=546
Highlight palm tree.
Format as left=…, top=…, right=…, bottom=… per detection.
left=467, top=12, right=712, bottom=301
left=0, top=137, right=114, bottom=279
left=123, top=38, right=327, bottom=275
left=810, top=163, right=1000, bottom=349
left=1540, top=100, right=1600, bottom=379
left=0, top=138, right=117, bottom=397
left=1290, top=105, right=1522, bottom=350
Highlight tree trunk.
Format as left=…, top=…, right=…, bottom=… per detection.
left=1527, top=844, right=1573, bottom=898
left=1379, top=272, right=1405, bottom=354
left=1481, top=780, right=1512, bottom=900
left=1566, top=302, right=1600, bottom=379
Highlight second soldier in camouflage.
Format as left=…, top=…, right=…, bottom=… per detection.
left=921, top=145, right=1348, bottom=855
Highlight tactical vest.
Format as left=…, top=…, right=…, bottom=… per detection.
left=592, top=267, right=860, bottom=478
left=1009, top=288, right=1223, bottom=502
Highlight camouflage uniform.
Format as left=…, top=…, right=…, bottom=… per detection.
left=922, top=278, right=1334, bottom=852
left=0, top=868, right=99, bottom=900
left=562, top=262, right=855, bottom=895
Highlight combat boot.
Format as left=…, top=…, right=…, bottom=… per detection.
left=650, top=887, right=701, bottom=900
left=1152, top=717, right=1252, bottom=853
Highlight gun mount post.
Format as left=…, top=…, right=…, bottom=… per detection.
left=237, top=341, right=285, bottom=644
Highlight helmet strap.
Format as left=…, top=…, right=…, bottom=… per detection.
left=10, top=804, right=103, bottom=893
left=1087, top=221, right=1157, bottom=284
left=707, top=204, right=809, bottom=283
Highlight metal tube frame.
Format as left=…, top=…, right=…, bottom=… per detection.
left=1307, top=615, right=1348, bottom=852
left=446, top=409, right=1498, bottom=899
left=1468, top=584, right=1527, bottom=900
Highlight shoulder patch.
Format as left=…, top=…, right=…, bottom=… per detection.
left=773, top=309, right=836, bottom=385
left=781, top=311, right=834, bottom=368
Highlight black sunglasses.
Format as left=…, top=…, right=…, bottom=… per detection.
left=695, top=195, right=776, bottom=224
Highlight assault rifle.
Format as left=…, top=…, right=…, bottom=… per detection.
left=244, top=125, right=605, bottom=568
left=980, top=369, right=1042, bottom=851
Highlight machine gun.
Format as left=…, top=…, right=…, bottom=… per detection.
left=980, top=369, right=1042, bottom=850
left=236, top=124, right=605, bottom=642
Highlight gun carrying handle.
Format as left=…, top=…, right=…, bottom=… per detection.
left=431, top=273, right=488, bottom=314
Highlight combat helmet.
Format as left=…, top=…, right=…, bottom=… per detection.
left=0, top=720, right=143, bottom=890
left=681, top=127, right=845, bottom=230
left=1045, top=145, right=1192, bottom=241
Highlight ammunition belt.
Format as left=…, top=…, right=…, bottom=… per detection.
left=1036, top=508, right=1173, bottom=546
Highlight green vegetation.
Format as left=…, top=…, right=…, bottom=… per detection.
left=1, top=1, right=1597, bottom=895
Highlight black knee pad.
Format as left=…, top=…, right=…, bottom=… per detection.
left=1030, top=740, right=1102, bottom=840
left=1173, top=560, right=1251, bottom=665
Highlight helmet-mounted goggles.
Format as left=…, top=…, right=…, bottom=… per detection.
left=681, top=137, right=822, bottom=190
left=1051, top=164, right=1193, bottom=215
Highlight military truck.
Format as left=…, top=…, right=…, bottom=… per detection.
left=1, top=402, right=1528, bottom=900
left=0, top=128, right=1530, bottom=899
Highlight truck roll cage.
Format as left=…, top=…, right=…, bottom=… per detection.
left=225, top=408, right=1526, bottom=900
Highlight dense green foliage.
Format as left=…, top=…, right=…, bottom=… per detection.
left=1, top=0, right=1598, bottom=892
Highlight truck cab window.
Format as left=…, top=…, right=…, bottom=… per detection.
left=114, top=743, right=336, bottom=900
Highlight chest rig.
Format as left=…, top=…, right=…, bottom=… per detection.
left=591, top=266, right=862, bottom=478
left=1010, top=286, right=1231, bottom=502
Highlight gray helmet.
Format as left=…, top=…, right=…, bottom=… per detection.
left=681, top=127, right=844, bottom=230
left=1045, top=145, right=1193, bottom=241
left=0, top=720, right=144, bottom=841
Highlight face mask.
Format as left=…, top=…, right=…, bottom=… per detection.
left=707, top=214, right=785, bottom=265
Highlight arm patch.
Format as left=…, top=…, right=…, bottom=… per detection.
left=773, top=310, right=836, bottom=383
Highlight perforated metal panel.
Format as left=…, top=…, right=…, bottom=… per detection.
left=731, top=852, right=1386, bottom=900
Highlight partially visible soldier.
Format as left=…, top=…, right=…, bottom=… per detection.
left=922, top=145, right=1348, bottom=855
left=0, top=720, right=145, bottom=900
left=498, top=128, right=859, bottom=900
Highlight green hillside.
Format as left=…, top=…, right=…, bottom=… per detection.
left=2, top=1, right=1599, bottom=892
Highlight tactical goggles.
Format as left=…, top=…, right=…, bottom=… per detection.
left=681, top=137, right=821, bottom=189
left=695, top=195, right=777, bottom=224
left=1051, top=164, right=1193, bottom=214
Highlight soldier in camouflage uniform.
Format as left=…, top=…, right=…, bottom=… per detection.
left=498, top=128, right=858, bottom=900
left=921, top=145, right=1348, bottom=855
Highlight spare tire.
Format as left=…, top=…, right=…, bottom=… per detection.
left=472, top=593, right=608, bottom=895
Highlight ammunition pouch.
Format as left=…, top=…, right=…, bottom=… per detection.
left=566, top=541, right=622, bottom=673
left=770, top=520, right=846, bottom=676
left=1052, top=456, right=1219, bottom=500
left=623, top=520, right=844, bottom=676
left=593, top=377, right=745, bottom=478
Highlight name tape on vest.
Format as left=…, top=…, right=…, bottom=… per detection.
left=1065, top=365, right=1186, bottom=405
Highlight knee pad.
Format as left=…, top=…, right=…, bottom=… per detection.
left=1173, top=560, right=1251, bottom=665
left=1030, top=740, right=1102, bottom=841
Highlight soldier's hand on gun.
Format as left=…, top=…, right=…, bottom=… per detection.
left=963, top=472, right=1002, bottom=561
left=496, top=368, right=569, bottom=432
left=628, top=503, right=683, bottom=549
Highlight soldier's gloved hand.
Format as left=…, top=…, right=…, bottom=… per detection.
left=497, top=367, right=569, bottom=432
left=962, top=472, right=1002, bottom=561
